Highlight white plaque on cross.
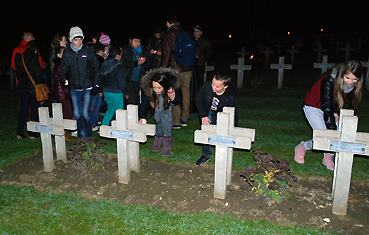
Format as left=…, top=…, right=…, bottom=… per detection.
left=27, top=103, right=77, bottom=172
left=270, top=56, right=292, bottom=90
left=313, top=109, right=369, bottom=215
left=99, top=105, right=155, bottom=184
left=230, top=57, right=252, bottom=89
left=194, top=107, right=255, bottom=199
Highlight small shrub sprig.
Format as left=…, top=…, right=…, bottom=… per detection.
left=240, top=150, right=297, bottom=202
left=67, top=137, right=107, bottom=170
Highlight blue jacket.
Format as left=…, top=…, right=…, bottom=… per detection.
left=61, top=43, right=101, bottom=90
left=101, top=58, right=127, bottom=94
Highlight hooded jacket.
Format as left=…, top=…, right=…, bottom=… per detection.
left=60, top=43, right=101, bottom=90
left=101, top=58, right=127, bottom=94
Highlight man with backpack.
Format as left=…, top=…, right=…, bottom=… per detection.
left=161, top=14, right=196, bottom=129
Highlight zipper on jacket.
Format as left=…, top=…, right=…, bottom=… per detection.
left=76, top=52, right=81, bottom=89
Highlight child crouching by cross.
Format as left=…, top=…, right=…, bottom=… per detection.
left=139, top=68, right=182, bottom=156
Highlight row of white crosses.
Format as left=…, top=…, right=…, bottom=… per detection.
left=28, top=103, right=367, bottom=216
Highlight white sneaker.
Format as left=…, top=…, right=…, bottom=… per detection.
left=71, top=131, right=78, bottom=137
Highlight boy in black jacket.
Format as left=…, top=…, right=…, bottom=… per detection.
left=195, top=71, right=238, bottom=165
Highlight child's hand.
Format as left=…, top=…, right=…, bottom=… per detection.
left=334, top=113, right=339, bottom=123
left=202, top=117, right=211, bottom=125
left=139, top=119, right=147, bottom=124
left=167, top=87, right=175, bottom=101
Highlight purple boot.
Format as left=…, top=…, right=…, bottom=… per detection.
left=152, top=136, right=163, bottom=152
left=160, top=136, right=172, bottom=156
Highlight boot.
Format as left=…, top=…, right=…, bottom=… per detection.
left=322, top=153, right=335, bottom=171
left=160, top=136, right=172, bottom=156
left=65, top=131, right=74, bottom=141
left=152, top=136, right=163, bottom=152
left=294, top=141, right=307, bottom=164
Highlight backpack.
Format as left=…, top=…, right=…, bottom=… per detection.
left=173, top=30, right=197, bottom=67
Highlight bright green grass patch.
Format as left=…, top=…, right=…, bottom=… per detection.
left=0, top=184, right=330, bottom=234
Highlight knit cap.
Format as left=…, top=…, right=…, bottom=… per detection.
left=99, top=32, right=111, bottom=45
left=69, top=26, right=84, bottom=42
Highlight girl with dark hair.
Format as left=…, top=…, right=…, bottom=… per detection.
left=140, top=68, right=182, bottom=156
left=294, top=60, right=364, bottom=170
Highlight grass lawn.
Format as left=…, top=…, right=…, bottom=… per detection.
left=2, top=85, right=367, bottom=234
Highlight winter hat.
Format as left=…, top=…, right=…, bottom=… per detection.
left=99, top=32, right=111, bottom=45
left=141, top=68, right=180, bottom=95
left=193, top=25, right=204, bottom=31
left=69, top=26, right=84, bottom=42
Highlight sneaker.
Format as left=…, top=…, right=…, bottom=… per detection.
left=294, top=141, right=307, bottom=164
left=172, top=125, right=180, bottom=129
left=71, top=130, right=78, bottom=137
left=322, top=153, right=335, bottom=171
left=196, top=155, right=211, bottom=166
left=180, top=119, right=187, bottom=126
left=17, top=135, right=26, bottom=139
left=92, top=125, right=100, bottom=132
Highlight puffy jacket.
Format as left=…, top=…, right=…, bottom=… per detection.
left=52, top=57, right=71, bottom=100
left=14, top=50, right=45, bottom=90
left=101, top=58, right=127, bottom=94
left=305, top=75, right=340, bottom=130
left=196, top=81, right=238, bottom=126
left=161, top=23, right=192, bottom=72
left=60, top=43, right=101, bottom=90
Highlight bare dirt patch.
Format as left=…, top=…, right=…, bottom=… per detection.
left=1, top=151, right=369, bottom=234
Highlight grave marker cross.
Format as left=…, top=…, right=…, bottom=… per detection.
left=99, top=105, right=155, bottom=184
left=314, top=55, right=335, bottom=74
left=341, top=43, right=356, bottom=61
left=204, top=62, right=214, bottom=82
left=313, top=43, right=327, bottom=62
left=236, top=47, right=250, bottom=58
left=260, top=46, right=274, bottom=65
left=230, top=57, right=252, bottom=89
left=313, top=109, right=369, bottom=215
left=360, top=56, right=369, bottom=91
left=270, top=56, right=292, bottom=90
left=194, top=107, right=255, bottom=199
left=27, top=103, right=77, bottom=172
left=286, top=44, right=300, bottom=64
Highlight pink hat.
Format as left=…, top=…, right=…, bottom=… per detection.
left=99, top=32, right=111, bottom=45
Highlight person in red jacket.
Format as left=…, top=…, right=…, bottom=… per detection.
left=11, top=32, right=46, bottom=71
left=294, top=60, right=363, bottom=170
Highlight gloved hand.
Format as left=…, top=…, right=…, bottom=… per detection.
left=90, top=86, right=99, bottom=96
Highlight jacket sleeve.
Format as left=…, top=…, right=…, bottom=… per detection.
left=161, top=30, right=177, bottom=68
left=171, top=88, right=182, bottom=107
left=91, top=50, right=101, bottom=86
left=320, top=77, right=337, bottom=130
left=117, top=65, right=127, bottom=94
left=60, top=52, right=69, bottom=84
left=196, top=83, right=209, bottom=118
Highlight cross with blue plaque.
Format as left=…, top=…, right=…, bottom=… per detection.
left=314, top=55, right=335, bottom=74
left=230, top=57, right=252, bottom=89
left=270, top=56, right=292, bottom=90
left=313, top=109, right=369, bottom=215
left=27, top=103, right=77, bottom=172
left=99, top=105, right=155, bottom=184
left=194, top=107, right=255, bottom=199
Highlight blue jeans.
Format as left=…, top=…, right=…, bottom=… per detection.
left=71, top=89, right=93, bottom=138
left=90, top=93, right=102, bottom=127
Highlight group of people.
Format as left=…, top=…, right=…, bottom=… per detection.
left=11, top=14, right=364, bottom=169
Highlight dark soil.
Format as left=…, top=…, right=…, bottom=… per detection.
left=1, top=150, right=369, bottom=235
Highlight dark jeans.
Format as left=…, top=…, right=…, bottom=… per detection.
left=90, top=93, right=102, bottom=127
left=71, top=89, right=93, bottom=138
left=17, top=87, right=40, bottom=137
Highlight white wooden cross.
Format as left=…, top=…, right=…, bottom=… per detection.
left=313, top=109, right=369, bottom=215
left=256, top=41, right=264, bottom=53
left=230, top=57, right=252, bottom=89
left=313, top=43, right=327, bottom=63
left=194, top=107, right=255, bottom=199
left=236, top=47, right=250, bottom=58
left=314, top=55, right=335, bottom=74
left=274, top=40, right=284, bottom=55
left=27, top=103, right=77, bottom=172
left=99, top=105, right=155, bottom=184
left=260, top=46, right=274, bottom=65
left=270, top=56, right=292, bottom=90
left=360, top=56, right=369, bottom=91
left=332, top=38, right=343, bottom=53
left=204, top=62, right=214, bottom=83
left=341, top=43, right=356, bottom=61
left=286, top=44, right=300, bottom=64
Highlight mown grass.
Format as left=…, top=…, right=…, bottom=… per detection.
left=2, top=86, right=367, bottom=234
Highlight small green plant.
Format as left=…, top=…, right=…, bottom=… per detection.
left=241, top=150, right=297, bottom=203
left=67, top=137, right=107, bottom=170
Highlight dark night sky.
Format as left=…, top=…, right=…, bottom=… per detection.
left=1, top=0, right=368, bottom=61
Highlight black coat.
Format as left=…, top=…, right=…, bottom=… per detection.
left=121, top=44, right=149, bottom=82
left=14, top=50, right=45, bottom=90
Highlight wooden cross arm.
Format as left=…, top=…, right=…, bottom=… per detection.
left=99, top=126, right=148, bottom=143
left=130, top=123, right=156, bottom=136
left=194, top=130, right=253, bottom=149
left=27, top=121, right=64, bottom=135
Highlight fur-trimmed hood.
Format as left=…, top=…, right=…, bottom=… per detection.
left=141, top=67, right=181, bottom=94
